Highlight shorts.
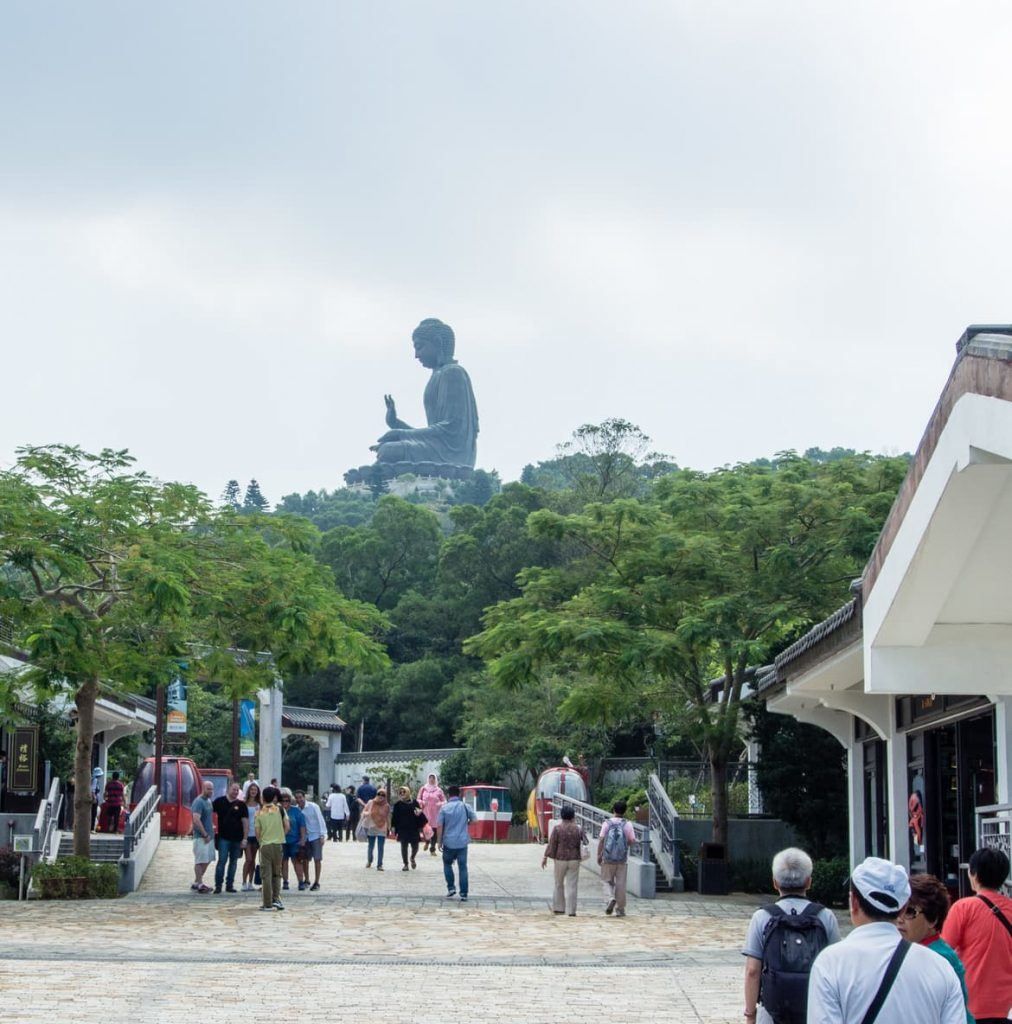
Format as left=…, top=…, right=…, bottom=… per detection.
left=306, top=838, right=324, bottom=861
left=246, top=836, right=259, bottom=850
left=283, top=843, right=303, bottom=860
left=192, top=837, right=216, bottom=864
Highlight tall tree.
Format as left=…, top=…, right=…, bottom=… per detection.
left=0, top=446, right=387, bottom=855
left=242, top=478, right=269, bottom=513
left=320, top=496, right=441, bottom=609
left=220, top=479, right=241, bottom=511
left=467, top=453, right=907, bottom=851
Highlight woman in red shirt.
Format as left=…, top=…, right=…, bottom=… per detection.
left=941, top=847, right=1012, bottom=1024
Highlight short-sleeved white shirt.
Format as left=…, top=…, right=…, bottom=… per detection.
left=742, top=896, right=842, bottom=1024
left=806, top=922, right=965, bottom=1024
left=325, top=791, right=349, bottom=820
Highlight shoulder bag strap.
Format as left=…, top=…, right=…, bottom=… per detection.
left=977, top=893, right=1012, bottom=938
left=859, top=940, right=910, bottom=1024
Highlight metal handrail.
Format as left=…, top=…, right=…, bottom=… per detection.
left=550, top=793, right=650, bottom=860
left=31, top=777, right=62, bottom=860
left=647, top=772, right=681, bottom=885
left=122, top=785, right=160, bottom=859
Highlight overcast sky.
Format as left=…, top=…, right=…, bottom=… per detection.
left=2, top=3, right=1010, bottom=504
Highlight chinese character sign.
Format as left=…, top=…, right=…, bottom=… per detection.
left=239, top=699, right=256, bottom=760
left=166, top=678, right=188, bottom=735
left=10, top=725, right=40, bottom=792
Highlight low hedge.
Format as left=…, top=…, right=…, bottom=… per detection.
left=32, top=856, right=120, bottom=899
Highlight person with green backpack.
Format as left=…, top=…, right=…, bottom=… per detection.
left=597, top=800, right=636, bottom=917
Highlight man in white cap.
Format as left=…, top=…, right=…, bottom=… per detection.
left=806, top=856, right=964, bottom=1024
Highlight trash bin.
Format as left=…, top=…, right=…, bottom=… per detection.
left=698, top=841, right=728, bottom=895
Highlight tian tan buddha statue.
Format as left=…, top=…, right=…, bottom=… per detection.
left=344, top=318, right=479, bottom=484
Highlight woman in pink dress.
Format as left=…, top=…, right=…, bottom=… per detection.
left=417, top=773, right=446, bottom=856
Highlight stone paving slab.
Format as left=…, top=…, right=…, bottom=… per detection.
left=0, top=838, right=762, bottom=1023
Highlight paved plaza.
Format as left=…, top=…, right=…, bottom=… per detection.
left=0, top=839, right=780, bottom=1023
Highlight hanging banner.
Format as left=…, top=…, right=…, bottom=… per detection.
left=10, top=724, right=40, bottom=792
left=166, top=677, right=188, bottom=735
left=239, top=698, right=256, bottom=760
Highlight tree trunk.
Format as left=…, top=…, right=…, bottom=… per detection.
left=72, top=677, right=100, bottom=857
left=709, top=753, right=729, bottom=853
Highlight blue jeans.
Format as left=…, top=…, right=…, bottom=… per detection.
left=367, top=834, right=385, bottom=867
left=214, top=838, right=243, bottom=889
left=442, top=845, right=468, bottom=896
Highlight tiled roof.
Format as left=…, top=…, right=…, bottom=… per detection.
left=334, top=747, right=464, bottom=763
left=756, top=598, right=861, bottom=696
left=281, top=705, right=346, bottom=732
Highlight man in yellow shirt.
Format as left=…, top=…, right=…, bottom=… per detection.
left=254, top=786, right=288, bottom=911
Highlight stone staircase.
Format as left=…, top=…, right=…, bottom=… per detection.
left=57, top=833, right=123, bottom=863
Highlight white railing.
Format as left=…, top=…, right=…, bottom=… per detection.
left=122, top=785, right=160, bottom=858
left=977, top=802, right=1011, bottom=896
left=31, top=777, right=63, bottom=864
left=647, top=773, right=684, bottom=890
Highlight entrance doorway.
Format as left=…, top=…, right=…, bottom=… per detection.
left=907, top=710, right=996, bottom=897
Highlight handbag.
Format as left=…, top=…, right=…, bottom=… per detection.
left=355, top=813, right=372, bottom=840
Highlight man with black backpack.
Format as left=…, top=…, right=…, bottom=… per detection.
left=807, top=856, right=964, bottom=1024
left=743, top=847, right=841, bottom=1024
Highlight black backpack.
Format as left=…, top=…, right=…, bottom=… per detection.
left=758, top=902, right=830, bottom=1024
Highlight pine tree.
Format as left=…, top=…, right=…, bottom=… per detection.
left=221, top=479, right=241, bottom=511
left=242, top=479, right=269, bottom=513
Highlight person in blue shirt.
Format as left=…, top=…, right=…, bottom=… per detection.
left=280, top=791, right=308, bottom=891
left=356, top=776, right=377, bottom=807
left=436, top=785, right=477, bottom=902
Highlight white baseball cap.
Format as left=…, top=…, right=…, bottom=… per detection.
left=92, top=767, right=104, bottom=777
left=850, top=856, right=911, bottom=913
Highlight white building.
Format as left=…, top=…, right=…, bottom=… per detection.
left=757, top=325, right=1012, bottom=893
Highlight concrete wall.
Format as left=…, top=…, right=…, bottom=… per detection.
left=677, top=817, right=799, bottom=863
left=118, top=814, right=161, bottom=894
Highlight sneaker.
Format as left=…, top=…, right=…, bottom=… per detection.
left=459, top=895, right=468, bottom=902
left=298, top=881, right=307, bottom=891
left=197, top=884, right=212, bottom=894
left=615, top=909, right=626, bottom=917
left=310, top=882, right=320, bottom=891
left=366, top=862, right=372, bottom=869
left=259, top=905, right=274, bottom=912
left=213, top=886, right=222, bottom=894
left=272, top=900, right=285, bottom=911
left=225, top=886, right=238, bottom=893
left=190, top=883, right=199, bottom=892
left=376, top=865, right=384, bottom=871
left=445, top=890, right=457, bottom=899
left=402, top=865, right=409, bottom=872
left=430, top=849, right=437, bottom=856
left=410, top=857, right=416, bottom=869
left=605, top=898, right=616, bottom=916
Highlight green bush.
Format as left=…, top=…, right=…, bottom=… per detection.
left=808, top=857, right=849, bottom=908
left=32, top=856, right=120, bottom=899
left=676, top=840, right=698, bottom=891
left=0, top=845, right=21, bottom=888
left=730, top=857, right=775, bottom=895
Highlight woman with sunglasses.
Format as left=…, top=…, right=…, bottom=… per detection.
left=362, top=788, right=391, bottom=870
left=390, top=785, right=426, bottom=871
left=897, top=873, right=973, bottom=1024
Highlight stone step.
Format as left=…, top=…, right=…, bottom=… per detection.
left=57, top=835, right=123, bottom=863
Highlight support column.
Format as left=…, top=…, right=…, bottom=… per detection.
left=885, top=703, right=909, bottom=870
left=847, top=740, right=866, bottom=866
left=992, top=696, right=1012, bottom=805
left=315, top=736, right=333, bottom=798
left=257, top=685, right=283, bottom=787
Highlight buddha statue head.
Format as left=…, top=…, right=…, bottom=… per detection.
left=412, top=318, right=455, bottom=369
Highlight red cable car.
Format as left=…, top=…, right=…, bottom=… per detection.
left=531, top=766, right=589, bottom=842
left=130, top=756, right=203, bottom=837
left=460, top=785, right=512, bottom=841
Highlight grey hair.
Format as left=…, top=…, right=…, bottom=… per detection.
left=772, top=848, right=813, bottom=891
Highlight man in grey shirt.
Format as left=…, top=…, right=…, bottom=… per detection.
left=743, top=847, right=841, bottom=1024
left=190, top=780, right=216, bottom=894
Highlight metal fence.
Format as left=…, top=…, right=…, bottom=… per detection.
left=123, top=785, right=160, bottom=858
left=977, top=802, right=1011, bottom=897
